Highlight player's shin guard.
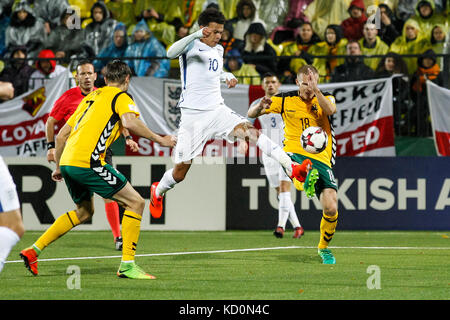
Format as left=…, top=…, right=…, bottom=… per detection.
left=318, top=211, right=338, bottom=249
left=121, top=210, right=142, bottom=262
left=34, top=210, right=80, bottom=253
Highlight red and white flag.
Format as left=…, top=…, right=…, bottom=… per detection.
left=427, top=80, right=450, bottom=156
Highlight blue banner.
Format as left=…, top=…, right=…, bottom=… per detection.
left=226, top=157, right=450, bottom=230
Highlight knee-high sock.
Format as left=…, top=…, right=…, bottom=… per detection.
left=277, top=192, right=291, bottom=229
left=288, top=200, right=301, bottom=228
left=257, top=134, right=293, bottom=176
left=121, top=210, right=142, bottom=262
left=105, top=201, right=121, bottom=239
left=0, top=226, right=20, bottom=273
left=155, top=168, right=177, bottom=197
left=318, top=211, right=338, bottom=249
left=34, top=210, right=80, bottom=254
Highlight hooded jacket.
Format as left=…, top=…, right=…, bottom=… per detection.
left=377, top=3, right=401, bottom=46
left=0, top=46, right=35, bottom=97
left=124, top=20, right=170, bottom=78
left=94, top=23, right=129, bottom=72
left=411, top=49, right=443, bottom=92
left=389, top=19, right=431, bottom=74
left=29, top=49, right=67, bottom=89
left=83, top=1, right=117, bottom=55
left=307, top=24, right=348, bottom=82
left=5, top=0, right=46, bottom=57
left=33, top=0, right=70, bottom=28
left=340, top=0, right=367, bottom=41
left=241, top=22, right=277, bottom=75
left=359, top=36, right=390, bottom=70
left=410, top=0, right=448, bottom=38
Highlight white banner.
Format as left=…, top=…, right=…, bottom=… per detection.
left=0, top=71, right=71, bottom=157
left=426, top=80, right=450, bottom=156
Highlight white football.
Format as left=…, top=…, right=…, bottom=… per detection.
left=301, top=126, right=328, bottom=154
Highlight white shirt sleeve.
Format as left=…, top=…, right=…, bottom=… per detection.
left=166, top=28, right=204, bottom=59
left=220, top=70, right=237, bottom=82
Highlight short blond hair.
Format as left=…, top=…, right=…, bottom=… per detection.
left=297, top=65, right=318, bottom=79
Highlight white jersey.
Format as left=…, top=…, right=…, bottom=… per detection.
left=250, top=97, right=285, bottom=147
left=0, top=156, right=20, bottom=213
left=178, top=39, right=225, bottom=110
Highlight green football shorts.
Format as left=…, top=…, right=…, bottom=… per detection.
left=288, top=153, right=338, bottom=198
left=60, top=164, right=127, bottom=204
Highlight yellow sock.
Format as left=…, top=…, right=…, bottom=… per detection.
left=121, top=210, right=142, bottom=262
left=318, top=211, right=338, bottom=249
left=34, top=210, right=80, bottom=254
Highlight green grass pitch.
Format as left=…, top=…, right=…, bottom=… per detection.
left=1, top=230, right=449, bottom=300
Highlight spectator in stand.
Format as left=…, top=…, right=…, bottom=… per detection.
left=359, top=23, right=390, bottom=70
left=124, top=20, right=169, bottom=78
left=45, top=9, right=87, bottom=65
left=227, top=0, right=265, bottom=48
left=106, top=0, right=137, bottom=28
left=83, top=1, right=117, bottom=56
left=221, top=21, right=240, bottom=54
left=5, top=0, right=46, bottom=58
left=390, top=18, right=431, bottom=74
left=375, top=52, right=411, bottom=135
left=224, top=48, right=260, bottom=85
left=32, top=0, right=70, bottom=35
left=171, top=18, right=189, bottom=41
left=279, top=21, right=321, bottom=83
left=94, top=23, right=129, bottom=77
left=241, top=22, right=277, bottom=76
left=29, top=49, right=68, bottom=90
left=428, top=24, right=447, bottom=68
left=378, top=3, right=403, bottom=46
left=0, top=46, right=35, bottom=99
left=410, top=0, right=448, bottom=38
left=303, top=0, right=351, bottom=41
left=396, top=0, right=420, bottom=23
left=410, top=49, right=443, bottom=136
left=308, top=24, right=348, bottom=83
left=330, top=40, right=375, bottom=82
left=270, top=0, right=313, bottom=45
left=133, top=5, right=176, bottom=47
left=341, top=0, right=367, bottom=41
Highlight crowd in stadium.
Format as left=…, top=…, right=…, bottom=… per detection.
left=0, top=0, right=448, bottom=135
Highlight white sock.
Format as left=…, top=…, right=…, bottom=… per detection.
left=257, top=134, right=292, bottom=176
left=155, top=168, right=177, bottom=197
left=0, top=226, right=20, bottom=273
left=277, top=192, right=291, bottom=229
left=288, top=199, right=301, bottom=229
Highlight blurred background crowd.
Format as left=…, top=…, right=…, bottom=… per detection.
left=0, top=0, right=448, bottom=137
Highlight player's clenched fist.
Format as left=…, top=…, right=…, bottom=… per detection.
left=202, top=27, right=212, bottom=38
left=260, top=96, right=272, bottom=109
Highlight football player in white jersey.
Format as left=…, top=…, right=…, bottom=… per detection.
left=248, top=73, right=304, bottom=239
left=149, top=8, right=313, bottom=218
left=0, top=156, right=24, bottom=273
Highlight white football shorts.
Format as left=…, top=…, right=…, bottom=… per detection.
left=174, top=104, right=248, bottom=163
left=261, top=153, right=291, bottom=188
left=0, top=156, right=20, bottom=213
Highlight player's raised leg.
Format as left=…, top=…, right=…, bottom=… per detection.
left=232, top=122, right=312, bottom=182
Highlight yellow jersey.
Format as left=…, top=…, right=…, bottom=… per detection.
left=60, top=86, right=139, bottom=168
left=263, top=90, right=336, bottom=168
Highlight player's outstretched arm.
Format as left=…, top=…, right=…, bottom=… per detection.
left=166, top=28, right=206, bottom=59
left=121, top=112, right=176, bottom=148
left=247, top=96, right=272, bottom=118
